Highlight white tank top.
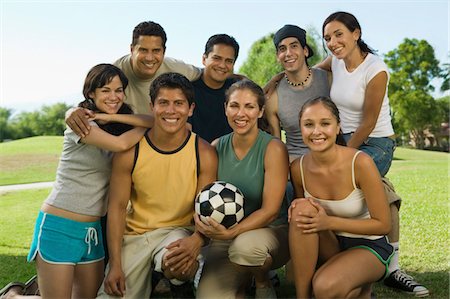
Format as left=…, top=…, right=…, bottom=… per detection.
left=300, top=151, right=382, bottom=239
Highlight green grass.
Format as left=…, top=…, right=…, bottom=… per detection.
left=0, top=144, right=448, bottom=298
left=0, top=189, right=50, bottom=284
left=0, top=136, right=63, bottom=185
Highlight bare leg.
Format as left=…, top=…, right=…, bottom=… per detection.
left=250, top=256, right=273, bottom=289
left=72, top=260, right=104, bottom=299
left=36, top=254, right=74, bottom=299
left=313, top=249, right=385, bottom=299
left=289, top=200, right=320, bottom=299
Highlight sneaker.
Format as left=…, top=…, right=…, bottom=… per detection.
left=384, top=269, right=429, bottom=297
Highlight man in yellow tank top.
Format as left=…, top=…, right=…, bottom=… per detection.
left=97, top=73, right=217, bottom=299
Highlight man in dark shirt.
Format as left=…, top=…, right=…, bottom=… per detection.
left=189, top=34, right=240, bottom=143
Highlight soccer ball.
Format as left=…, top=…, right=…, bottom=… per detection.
left=195, top=181, right=245, bottom=228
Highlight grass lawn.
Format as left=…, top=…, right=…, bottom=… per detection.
left=0, top=136, right=63, bottom=185
left=0, top=137, right=448, bottom=298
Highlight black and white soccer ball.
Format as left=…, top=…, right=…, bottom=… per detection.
left=195, top=181, right=245, bottom=228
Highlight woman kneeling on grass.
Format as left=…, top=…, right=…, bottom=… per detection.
left=1, top=64, right=153, bottom=299
left=195, top=80, right=290, bottom=299
left=288, top=97, right=393, bottom=299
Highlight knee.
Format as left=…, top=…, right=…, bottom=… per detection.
left=289, top=199, right=318, bottom=228
left=291, top=199, right=318, bottom=215
left=312, top=272, right=346, bottom=299
left=229, top=234, right=268, bottom=267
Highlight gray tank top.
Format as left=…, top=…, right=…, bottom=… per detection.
left=277, top=68, right=330, bottom=158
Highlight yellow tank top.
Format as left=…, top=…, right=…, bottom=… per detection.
left=125, top=131, right=198, bottom=235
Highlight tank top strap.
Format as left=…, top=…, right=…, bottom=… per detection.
left=299, top=155, right=306, bottom=190
left=351, top=151, right=362, bottom=189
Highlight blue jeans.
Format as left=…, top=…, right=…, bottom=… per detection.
left=343, top=133, right=396, bottom=177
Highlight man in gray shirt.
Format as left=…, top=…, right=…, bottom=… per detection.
left=265, top=25, right=329, bottom=162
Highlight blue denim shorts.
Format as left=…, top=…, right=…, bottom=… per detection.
left=337, top=235, right=394, bottom=280
left=27, top=211, right=104, bottom=265
left=343, top=134, right=395, bottom=177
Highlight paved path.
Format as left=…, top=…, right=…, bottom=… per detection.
left=0, top=182, right=54, bottom=194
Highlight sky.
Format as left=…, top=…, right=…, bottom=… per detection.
left=1, top=0, right=449, bottom=115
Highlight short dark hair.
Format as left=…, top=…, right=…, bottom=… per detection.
left=132, top=21, right=167, bottom=50
left=204, top=34, right=240, bottom=60
left=149, top=73, right=194, bottom=105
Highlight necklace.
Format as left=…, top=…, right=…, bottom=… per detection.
left=285, top=68, right=312, bottom=87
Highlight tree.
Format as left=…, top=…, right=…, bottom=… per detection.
left=239, top=27, right=324, bottom=87
left=39, top=103, right=71, bottom=136
left=384, top=38, right=442, bottom=148
left=239, top=33, right=282, bottom=87
left=1, top=102, right=72, bottom=140
left=440, top=58, right=449, bottom=92
left=9, top=111, right=42, bottom=139
left=435, top=96, right=449, bottom=124
left=0, top=108, right=13, bottom=141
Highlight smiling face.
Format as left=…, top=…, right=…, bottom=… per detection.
left=323, top=20, right=360, bottom=60
left=151, top=87, right=194, bottom=135
left=202, top=44, right=236, bottom=89
left=276, top=37, right=309, bottom=73
left=89, top=75, right=124, bottom=114
left=130, top=35, right=165, bottom=80
left=225, top=88, right=264, bottom=136
left=300, top=102, right=340, bottom=152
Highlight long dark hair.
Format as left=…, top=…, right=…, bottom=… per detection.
left=299, top=97, right=346, bottom=146
left=322, top=11, right=375, bottom=55
left=78, top=64, right=133, bottom=136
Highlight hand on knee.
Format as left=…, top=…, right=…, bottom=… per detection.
left=163, top=259, right=198, bottom=282
left=289, top=199, right=319, bottom=230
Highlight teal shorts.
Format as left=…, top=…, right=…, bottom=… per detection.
left=27, top=211, right=104, bottom=265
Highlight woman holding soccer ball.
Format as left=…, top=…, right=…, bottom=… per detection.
left=195, top=79, right=290, bottom=299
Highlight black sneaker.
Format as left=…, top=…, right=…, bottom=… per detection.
left=384, top=269, right=429, bottom=297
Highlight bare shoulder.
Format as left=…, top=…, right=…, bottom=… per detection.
left=351, top=149, right=380, bottom=179
left=197, top=136, right=218, bottom=164
left=198, top=136, right=215, bottom=153
left=112, top=145, right=136, bottom=174
left=290, top=156, right=301, bottom=169
left=265, top=138, right=288, bottom=169
left=289, top=157, right=303, bottom=188
left=266, top=138, right=287, bottom=155
left=353, top=150, right=375, bottom=168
